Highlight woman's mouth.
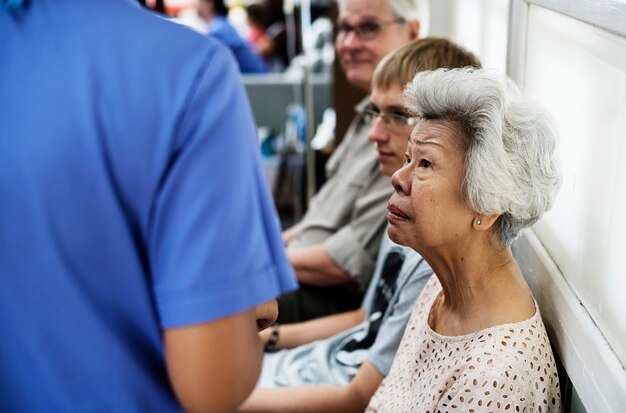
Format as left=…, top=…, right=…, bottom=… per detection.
left=387, top=203, right=410, bottom=221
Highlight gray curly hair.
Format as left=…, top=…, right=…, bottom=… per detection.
left=403, top=67, right=562, bottom=246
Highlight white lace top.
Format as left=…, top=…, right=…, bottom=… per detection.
left=366, top=276, right=561, bottom=412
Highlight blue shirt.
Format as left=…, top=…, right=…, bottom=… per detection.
left=0, top=0, right=296, bottom=411
left=208, top=16, right=268, bottom=73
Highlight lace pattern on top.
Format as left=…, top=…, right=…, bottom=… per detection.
left=366, top=277, right=561, bottom=413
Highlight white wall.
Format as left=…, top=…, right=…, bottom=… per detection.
left=432, top=0, right=626, bottom=372
left=429, top=0, right=510, bottom=72
left=432, top=0, right=626, bottom=410
left=509, top=2, right=626, bottom=411
left=524, top=3, right=626, bottom=372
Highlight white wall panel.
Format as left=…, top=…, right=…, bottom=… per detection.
left=451, top=0, right=510, bottom=71
left=428, top=0, right=510, bottom=72
left=523, top=5, right=626, bottom=367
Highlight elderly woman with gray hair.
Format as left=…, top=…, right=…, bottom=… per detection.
left=366, top=67, right=562, bottom=412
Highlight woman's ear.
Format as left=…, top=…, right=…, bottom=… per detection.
left=406, top=20, right=420, bottom=40
left=472, top=214, right=499, bottom=231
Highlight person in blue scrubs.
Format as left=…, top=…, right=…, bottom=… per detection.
left=198, top=0, right=268, bottom=73
left=0, top=0, right=296, bottom=411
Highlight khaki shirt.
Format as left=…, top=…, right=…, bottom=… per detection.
left=289, top=98, right=393, bottom=289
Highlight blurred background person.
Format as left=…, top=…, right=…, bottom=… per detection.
left=245, top=1, right=283, bottom=71
left=198, top=0, right=269, bottom=73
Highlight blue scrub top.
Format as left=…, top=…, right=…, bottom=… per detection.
left=0, top=0, right=296, bottom=411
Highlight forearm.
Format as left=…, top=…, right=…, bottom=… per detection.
left=239, top=361, right=383, bottom=413
left=238, top=385, right=365, bottom=413
left=261, top=308, right=367, bottom=349
left=288, top=244, right=354, bottom=286
left=164, top=309, right=263, bottom=413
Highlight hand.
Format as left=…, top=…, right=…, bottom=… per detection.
left=255, top=299, right=278, bottom=332
left=281, top=224, right=301, bottom=245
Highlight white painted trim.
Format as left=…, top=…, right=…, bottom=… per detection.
left=513, top=230, right=626, bottom=412
left=507, top=2, right=626, bottom=409
left=526, top=0, right=626, bottom=37
left=507, top=0, right=626, bottom=85
left=506, top=0, right=529, bottom=87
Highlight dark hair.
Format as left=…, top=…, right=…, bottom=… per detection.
left=213, top=0, right=229, bottom=16
left=138, top=0, right=166, bottom=14
left=200, top=0, right=228, bottom=16
left=246, top=3, right=270, bottom=29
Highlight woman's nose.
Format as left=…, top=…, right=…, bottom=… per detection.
left=391, top=166, right=410, bottom=195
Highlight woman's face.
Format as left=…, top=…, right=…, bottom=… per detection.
left=387, top=119, right=474, bottom=251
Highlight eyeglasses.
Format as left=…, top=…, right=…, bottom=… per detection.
left=335, top=19, right=405, bottom=41
left=361, top=107, right=419, bottom=133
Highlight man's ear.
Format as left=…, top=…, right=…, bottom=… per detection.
left=406, top=20, right=420, bottom=40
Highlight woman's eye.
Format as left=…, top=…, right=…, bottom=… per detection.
left=420, top=159, right=432, bottom=168
left=404, top=156, right=411, bottom=165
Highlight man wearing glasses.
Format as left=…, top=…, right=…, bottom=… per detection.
left=278, top=0, right=428, bottom=324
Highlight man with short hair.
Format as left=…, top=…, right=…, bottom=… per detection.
left=279, top=0, right=429, bottom=323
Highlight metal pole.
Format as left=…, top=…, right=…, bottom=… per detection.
left=299, top=0, right=316, bottom=202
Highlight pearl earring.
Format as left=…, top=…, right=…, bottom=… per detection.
left=476, top=219, right=481, bottom=225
